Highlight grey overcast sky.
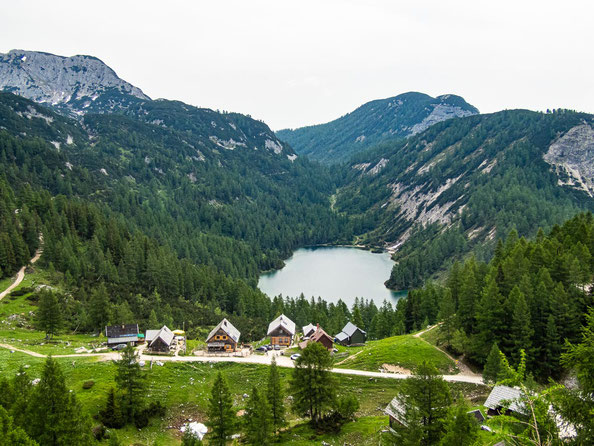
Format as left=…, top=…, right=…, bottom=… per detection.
left=2, top=0, right=593, bottom=130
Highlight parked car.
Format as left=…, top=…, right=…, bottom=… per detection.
left=332, top=348, right=339, bottom=353
left=255, top=346, right=267, bottom=353
left=290, top=353, right=301, bottom=360
left=112, top=343, right=127, bottom=351
left=274, top=345, right=281, bottom=350
left=265, top=344, right=273, bottom=351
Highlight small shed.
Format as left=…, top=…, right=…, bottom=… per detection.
left=206, top=318, right=240, bottom=352
left=146, top=325, right=174, bottom=353
left=384, top=396, right=407, bottom=430
left=105, top=324, right=139, bottom=346
left=335, top=322, right=366, bottom=346
left=267, top=314, right=296, bottom=347
left=299, top=324, right=333, bottom=350
left=484, top=385, right=524, bottom=416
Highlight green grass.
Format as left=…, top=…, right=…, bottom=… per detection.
left=0, top=327, right=107, bottom=355
left=334, top=334, right=457, bottom=374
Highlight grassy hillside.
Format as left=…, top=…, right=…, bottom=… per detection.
left=334, top=334, right=456, bottom=374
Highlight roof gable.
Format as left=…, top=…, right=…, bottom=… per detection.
left=302, top=323, right=315, bottom=336
left=267, top=314, right=296, bottom=336
left=150, top=325, right=174, bottom=347
left=484, top=385, right=524, bottom=413
left=341, top=322, right=365, bottom=337
left=207, top=318, right=240, bottom=343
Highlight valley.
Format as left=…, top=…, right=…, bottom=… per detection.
left=0, top=47, right=593, bottom=445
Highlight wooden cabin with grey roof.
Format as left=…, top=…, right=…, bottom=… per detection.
left=206, top=318, right=240, bottom=352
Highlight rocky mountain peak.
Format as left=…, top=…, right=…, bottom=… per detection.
left=0, top=49, right=149, bottom=115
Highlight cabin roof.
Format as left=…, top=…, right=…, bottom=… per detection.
left=149, top=325, right=174, bottom=347
left=207, top=318, right=240, bottom=343
left=302, top=323, right=315, bottom=336
left=335, top=332, right=349, bottom=342
left=267, top=314, right=296, bottom=336
left=484, top=385, right=524, bottom=413
left=342, top=321, right=365, bottom=337
left=105, top=324, right=139, bottom=338
left=384, top=396, right=407, bottom=426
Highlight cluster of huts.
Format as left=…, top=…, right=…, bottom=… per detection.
left=106, top=314, right=367, bottom=355
left=105, top=324, right=185, bottom=353
left=203, top=314, right=368, bottom=353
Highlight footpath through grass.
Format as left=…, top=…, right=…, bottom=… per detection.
left=334, top=334, right=457, bottom=374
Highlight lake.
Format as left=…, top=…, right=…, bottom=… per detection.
left=258, top=246, right=406, bottom=307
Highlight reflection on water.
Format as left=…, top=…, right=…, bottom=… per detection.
left=258, top=247, right=407, bottom=307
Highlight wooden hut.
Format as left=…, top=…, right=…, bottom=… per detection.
left=206, top=318, right=240, bottom=353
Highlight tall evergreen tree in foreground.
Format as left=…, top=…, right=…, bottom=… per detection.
left=243, top=386, right=271, bottom=445
left=26, top=357, right=91, bottom=445
left=114, top=345, right=145, bottom=422
left=483, top=342, right=502, bottom=384
left=267, top=357, right=286, bottom=434
left=391, top=362, right=451, bottom=446
left=439, top=396, right=479, bottom=446
left=207, top=372, right=237, bottom=446
left=35, top=290, right=63, bottom=340
left=290, top=342, right=335, bottom=425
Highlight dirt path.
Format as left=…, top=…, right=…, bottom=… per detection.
left=0, top=237, right=43, bottom=301
left=414, top=324, right=481, bottom=378
left=0, top=342, right=484, bottom=384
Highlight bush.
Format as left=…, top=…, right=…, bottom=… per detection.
left=336, top=394, right=359, bottom=421
left=82, top=380, right=95, bottom=389
left=133, top=409, right=149, bottom=429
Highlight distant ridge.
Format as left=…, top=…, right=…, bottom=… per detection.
left=276, top=92, right=478, bottom=164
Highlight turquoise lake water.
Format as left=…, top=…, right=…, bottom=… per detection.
left=258, top=246, right=406, bottom=307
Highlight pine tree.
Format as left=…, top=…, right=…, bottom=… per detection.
left=438, top=289, right=456, bottom=346
left=474, top=275, right=504, bottom=362
left=89, top=283, right=111, bottom=332
left=267, top=357, right=286, bottom=434
left=35, top=290, right=63, bottom=340
left=207, top=372, right=237, bottom=446
left=393, top=362, right=451, bottom=445
left=0, top=406, right=37, bottom=446
left=26, top=356, right=92, bottom=445
left=457, top=260, right=478, bottom=334
left=511, top=290, right=533, bottom=365
left=148, top=309, right=159, bottom=329
left=243, top=386, right=271, bottom=445
left=439, top=396, right=479, bottom=446
left=290, top=341, right=335, bottom=425
left=114, top=345, right=145, bottom=422
left=483, top=343, right=502, bottom=384
left=100, top=387, right=124, bottom=428
left=352, top=306, right=364, bottom=330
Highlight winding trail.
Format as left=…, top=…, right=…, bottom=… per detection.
left=413, top=324, right=481, bottom=378
left=0, top=239, right=43, bottom=301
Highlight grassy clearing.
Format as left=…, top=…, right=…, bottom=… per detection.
left=334, top=334, right=457, bottom=374
left=0, top=327, right=106, bottom=355
left=0, top=346, right=489, bottom=445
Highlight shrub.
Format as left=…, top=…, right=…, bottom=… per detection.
left=82, top=380, right=95, bottom=389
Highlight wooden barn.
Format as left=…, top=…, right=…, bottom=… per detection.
left=206, top=318, right=240, bottom=353
left=384, top=396, right=407, bottom=430
left=302, top=323, right=316, bottom=339
left=105, top=324, right=140, bottom=346
left=335, top=322, right=366, bottom=346
left=267, top=314, right=296, bottom=347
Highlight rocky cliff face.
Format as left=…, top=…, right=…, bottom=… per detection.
left=544, top=124, right=594, bottom=197
left=0, top=50, right=149, bottom=115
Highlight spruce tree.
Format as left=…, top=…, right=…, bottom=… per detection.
left=290, top=341, right=335, bottom=425
left=438, top=289, right=456, bottom=346
left=148, top=309, right=159, bottom=329
left=100, top=387, right=124, bottom=428
left=243, top=386, right=271, bottom=445
left=483, top=343, right=502, bottom=384
left=26, top=356, right=92, bottom=445
left=89, top=283, right=111, bottom=332
left=439, top=396, right=479, bottom=446
left=511, top=290, right=533, bottom=365
left=267, top=357, right=286, bottom=434
left=352, top=306, right=364, bottom=330
left=0, top=406, right=37, bottom=446
left=36, top=290, right=63, bottom=340
left=207, top=372, right=236, bottom=446
left=114, top=345, right=145, bottom=422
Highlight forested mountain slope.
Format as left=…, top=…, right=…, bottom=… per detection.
left=276, top=92, right=478, bottom=164
left=336, top=109, right=594, bottom=289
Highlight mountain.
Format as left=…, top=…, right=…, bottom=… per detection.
left=0, top=49, right=149, bottom=116
left=276, top=92, right=478, bottom=164
left=336, top=109, right=594, bottom=288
